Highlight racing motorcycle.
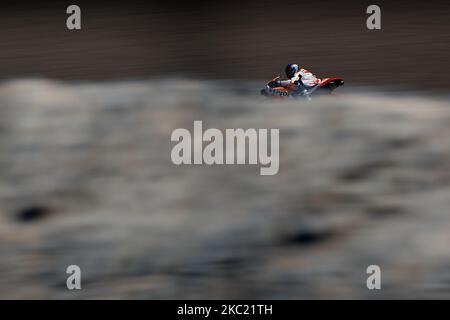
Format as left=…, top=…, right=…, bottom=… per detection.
left=260, top=76, right=344, bottom=101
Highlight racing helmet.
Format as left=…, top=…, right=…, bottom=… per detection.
left=285, top=64, right=300, bottom=78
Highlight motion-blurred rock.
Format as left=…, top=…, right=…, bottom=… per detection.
left=1, top=79, right=450, bottom=299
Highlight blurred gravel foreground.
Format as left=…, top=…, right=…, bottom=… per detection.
left=1, top=79, right=450, bottom=299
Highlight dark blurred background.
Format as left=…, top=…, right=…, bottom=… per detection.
left=1, top=0, right=449, bottom=89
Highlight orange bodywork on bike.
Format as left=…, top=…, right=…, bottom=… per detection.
left=261, top=75, right=344, bottom=99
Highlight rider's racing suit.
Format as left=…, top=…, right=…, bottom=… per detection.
left=278, top=68, right=321, bottom=90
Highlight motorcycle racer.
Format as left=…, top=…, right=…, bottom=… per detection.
left=261, top=65, right=344, bottom=100
left=271, top=64, right=321, bottom=91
